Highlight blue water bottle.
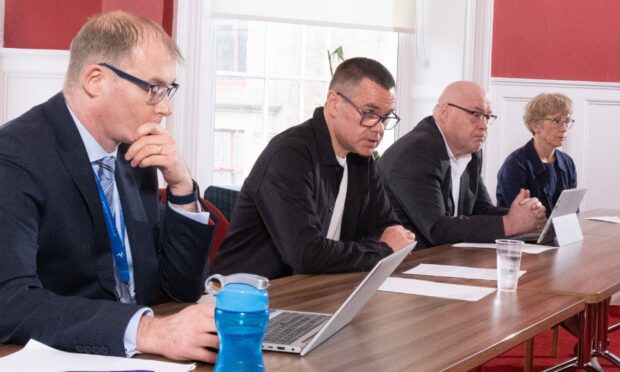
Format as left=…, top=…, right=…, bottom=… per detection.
left=206, top=273, right=270, bottom=372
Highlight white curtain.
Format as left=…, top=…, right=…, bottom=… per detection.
left=209, top=0, right=416, bottom=33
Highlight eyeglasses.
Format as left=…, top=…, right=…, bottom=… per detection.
left=447, top=103, right=497, bottom=125
left=98, top=63, right=179, bottom=104
left=336, top=92, right=400, bottom=130
left=542, top=117, right=575, bottom=129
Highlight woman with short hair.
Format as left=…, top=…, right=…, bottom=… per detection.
left=496, top=93, right=577, bottom=216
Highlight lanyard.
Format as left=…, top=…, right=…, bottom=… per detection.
left=93, top=171, right=131, bottom=284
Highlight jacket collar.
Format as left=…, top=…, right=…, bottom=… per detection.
left=526, top=138, right=569, bottom=174
left=45, top=92, right=118, bottom=297
left=311, top=107, right=342, bottom=167
left=418, top=116, right=450, bottom=160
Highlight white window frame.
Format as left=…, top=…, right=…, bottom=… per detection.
left=0, top=0, right=5, bottom=48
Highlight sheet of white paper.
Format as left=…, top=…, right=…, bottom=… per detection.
left=404, top=263, right=526, bottom=281
left=379, top=277, right=495, bottom=301
left=453, top=242, right=556, bottom=254
left=0, top=339, right=196, bottom=372
left=586, top=216, right=620, bottom=224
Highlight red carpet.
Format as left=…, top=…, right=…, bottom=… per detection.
left=479, top=306, right=620, bottom=371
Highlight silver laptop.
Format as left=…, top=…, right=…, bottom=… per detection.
left=511, top=188, right=587, bottom=245
left=262, top=241, right=416, bottom=356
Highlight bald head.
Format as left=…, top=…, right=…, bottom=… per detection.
left=437, top=81, right=487, bottom=106
left=433, top=80, right=493, bottom=158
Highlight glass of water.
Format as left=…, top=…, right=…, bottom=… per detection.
left=495, top=239, right=524, bottom=292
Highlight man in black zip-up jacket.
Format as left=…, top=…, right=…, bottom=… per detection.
left=213, top=58, right=415, bottom=279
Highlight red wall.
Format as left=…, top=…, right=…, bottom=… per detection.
left=492, top=0, right=620, bottom=83
left=3, top=0, right=173, bottom=50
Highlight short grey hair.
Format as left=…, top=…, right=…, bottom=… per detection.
left=523, top=93, right=573, bottom=134
left=64, top=10, right=182, bottom=90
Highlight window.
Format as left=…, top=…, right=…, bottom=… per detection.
left=212, top=19, right=399, bottom=186
left=216, top=23, right=248, bottom=72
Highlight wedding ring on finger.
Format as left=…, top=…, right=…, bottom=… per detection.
left=157, top=144, right=163, bottom=154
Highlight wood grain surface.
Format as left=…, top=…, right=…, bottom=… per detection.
left=7, top=208, right=619, bottom=370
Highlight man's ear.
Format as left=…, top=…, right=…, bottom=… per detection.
left=436, top=102, right=450, bottom=123
left=324, top=90, right=339, bottom=118
left=80, top=64, right=106, bottom=98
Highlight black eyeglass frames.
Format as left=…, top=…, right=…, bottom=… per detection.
left=336, top=92, right=400, bottom=130
left=98, top=63, right=179, bottom=104
left=447, top=102, right=497, bottom=125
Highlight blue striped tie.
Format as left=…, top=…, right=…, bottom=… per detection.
left=95, top=156, right=116, bottom=215
left=94, top=156, right=133, bottom=302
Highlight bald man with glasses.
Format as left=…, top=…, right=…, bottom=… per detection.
left=377, top=81, right=546, bottom=248
left=212, top=57, right=415, bottom=280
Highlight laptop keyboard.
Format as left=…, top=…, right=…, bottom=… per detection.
left=509, top=230, right=541, bottom=242
left=264, top=312, right=330, bottom=345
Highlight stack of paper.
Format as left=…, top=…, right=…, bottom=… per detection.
left=378, top=263, right=530, bottom=301
left=0, top=339, right=195, bottom=372
left=586, top=216, right=620, bottom=224
left=379, top=277, right=495, bottom=301
left=404, top=263, right=526, bottom=281
left=453, top=242, right=556, bottom=254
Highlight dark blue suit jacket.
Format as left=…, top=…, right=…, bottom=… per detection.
left=377, top=116, right=507, bottom=248
left=0, top=93, right=213, bottom=356
left=496, top=139, right=577, bottom=216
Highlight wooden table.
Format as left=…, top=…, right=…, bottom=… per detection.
left=394, top=209, right=620, bottom=371
left=521, top=209, right=620, bottom=371
left=541, top=209, right=620, bottom=371
left=153, top=275, right=582, bottom=371
left=580, top=209, right=620, bottom=369
left=9, top=210, right=620, bottom=371
left=0, top=273, right=582, bottom=372
left=580, top=209, right=620, bottom=237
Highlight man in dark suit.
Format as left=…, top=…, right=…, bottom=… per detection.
left=0, top=11, right=218, bottom=363
left=212, top=58, right=415, bottom=279
left=377, top=81, right=546, bottom=248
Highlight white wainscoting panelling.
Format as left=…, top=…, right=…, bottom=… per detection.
left=487, top=77, right=620, bottom=210
left=0, top=48, right=68, bottom=125
left=580, top=100, right=620, bottom=210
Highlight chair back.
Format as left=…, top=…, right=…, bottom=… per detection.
left=203, top=186, right=240, bottom=222
left=158, top=189, right=229, bottom=268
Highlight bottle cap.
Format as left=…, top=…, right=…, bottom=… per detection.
left=205, top=273, right=269, bottom=312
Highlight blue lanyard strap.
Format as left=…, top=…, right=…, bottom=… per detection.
left=93, top=171, right=131, bottom=284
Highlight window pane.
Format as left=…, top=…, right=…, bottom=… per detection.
left=329, top=28, right=398, bottom=74
left=304, top=26, right=329, bottom=78
left=216, top=20, right=265, bottom=75
left=214, top=77, right=265, bottom=185
left=211, top=20, right=398, bottom=186
left=213, top=130, right=241, bottom=185
left=303, top=81, right=327, bottom=119
left=266, top=23, right=302, bottom=77
left=266, top=79, right=300, bottom=137
left=215, top=24, right=235, bottom=71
